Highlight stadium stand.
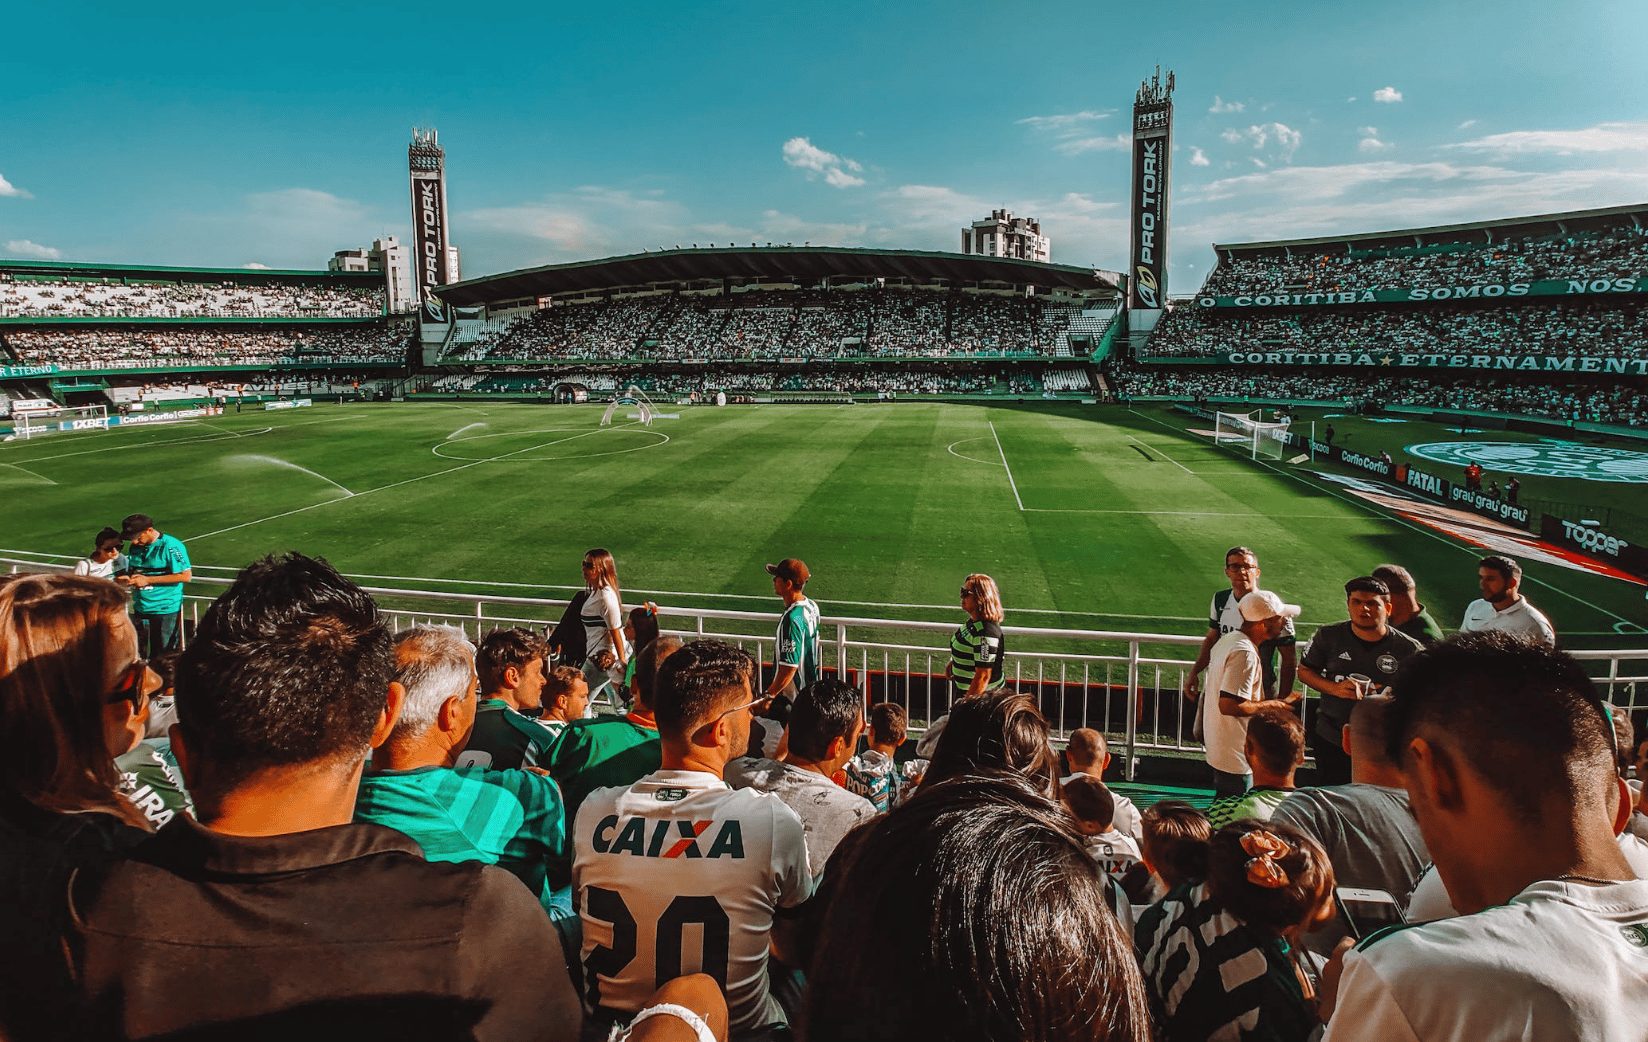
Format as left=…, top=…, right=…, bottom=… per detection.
left=4, top=326, right=408, bottom=371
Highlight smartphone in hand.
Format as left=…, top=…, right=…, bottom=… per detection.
left=1335, top=887, right=1405, bottom=941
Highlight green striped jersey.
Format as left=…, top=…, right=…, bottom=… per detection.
left=1206, top=786, right=1293, bottom=829
left=949, top=617, right=1006, bottom=692
left=460, top=698, right=556, bottom=770
left=776, top=598, right=821, bottom=688
left=354, top=764, right=567, bottom=912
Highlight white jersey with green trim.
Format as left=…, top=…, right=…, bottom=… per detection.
left=1326, top=878, right=1648, bottom=1042
left=572, top=769, right=813, bottom=1034
left=775, top=597, right=821, bottom=689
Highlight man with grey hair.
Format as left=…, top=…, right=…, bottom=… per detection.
left=1370, top=563, right=1444, bottom=645
left=354, top=625, right=572, bottom=917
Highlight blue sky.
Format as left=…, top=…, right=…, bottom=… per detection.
left=4, top=0, right=1647, bottom=292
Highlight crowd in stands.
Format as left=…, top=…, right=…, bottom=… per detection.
left=0, top=275, right=386, bottom=319
left=1201, top=222, right=1648, bottom=296
left=436, top=364, right=1032, bottom=398
left=1115, top=365, right=1648, bottom=426
left=3, top=533, right=1643, bottom=1042
left=1147, top=299, right=1648, bottom=360
left=455, top=290, right=1091, bottom=362
left=5, top=325, right=408, bottom=370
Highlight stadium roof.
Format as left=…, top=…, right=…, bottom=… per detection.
left=437, top=246, right=1120, bottom=305
left=0, top=258, right=378, bottom=280
left=1213, top=203, right=1648, bottom=254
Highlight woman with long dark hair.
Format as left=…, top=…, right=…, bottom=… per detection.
left=579, top=548, right=630, bottom=702
left=1, top=572, right=162, bottom=1041
left=803, top=775, right=1152, bottom=1042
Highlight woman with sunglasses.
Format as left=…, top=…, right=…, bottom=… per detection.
left=1, top=572, right=163, bottom=1042
left=1135, top=819, right=1338, bottom=1042
left=946, top=573, right=1006, bottom=699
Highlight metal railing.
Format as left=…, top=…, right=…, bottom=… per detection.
left=7, top=552, right=1647, bottom=778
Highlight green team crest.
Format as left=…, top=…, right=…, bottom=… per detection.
left=1405, top=441, right=1648, bottom=484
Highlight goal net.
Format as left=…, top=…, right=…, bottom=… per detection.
left=9, top=404, right=109, bottom=441
left=600, top=386, right=655, bottom=427
left=1214, top=409, right=1291, bottom=460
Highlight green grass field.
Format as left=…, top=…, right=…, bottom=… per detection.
left=2, top=400, right=1644, bottom=645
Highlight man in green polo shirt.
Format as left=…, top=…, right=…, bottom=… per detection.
left=355, top=626, right=570, bottom=917
left=117, top=513, right=191, bottom=658
left=459, top=627, right=555, bottom=770
left=547, top=636, right=677, bottom=829
left=763, top=557, right=821, bottom=703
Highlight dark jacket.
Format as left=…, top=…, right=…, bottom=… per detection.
left=69, top=815, right=581, bottom=1041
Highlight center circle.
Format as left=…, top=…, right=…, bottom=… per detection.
left=434, top=427, right=668, bottom=462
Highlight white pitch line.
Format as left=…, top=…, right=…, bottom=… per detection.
left=1127, top=434, right=1194, bottom=475
left=0, top=426, right=273, bottom=464
left=1128, top=408, right=1640, bottom=629
left=187, top=422, right=640, bottom=542
left=0, top=461, right=55, bottom=485
left=987, top=420, right=1025, bottom=512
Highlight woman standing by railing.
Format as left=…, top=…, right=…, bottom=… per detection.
left=578, top=548, right=630, bottom=701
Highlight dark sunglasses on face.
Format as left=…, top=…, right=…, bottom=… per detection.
left=105, top=659, right=156, bottom=706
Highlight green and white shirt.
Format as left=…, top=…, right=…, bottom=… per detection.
left=124, top=534, right=190, bottom=615
left=949, top=617, right=1006, bottom=694
left=355, top=764, right=568, bottom=914
left=776, top=597, right=821, bottom=690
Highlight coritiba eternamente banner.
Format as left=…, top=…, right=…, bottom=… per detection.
left=1196, top=277, right=1648, bottom=308
left=1148, top=351, right=1648, bottom=375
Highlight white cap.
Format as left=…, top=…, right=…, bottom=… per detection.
left=1239, top=590, right=1301, bottom=622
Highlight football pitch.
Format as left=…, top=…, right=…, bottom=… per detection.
left=2, top=401, right=1644, bottom=645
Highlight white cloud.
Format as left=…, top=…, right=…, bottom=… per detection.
left=1358, top=127, right=1392, bottom=153
left=1373, top=86, right=1403, bottom=103
left=1450, top=121, right=1648, bottom=155
left=1458, top=119, right=1479, bottom=130
left=242, top=262, right=272, bottom=269
left=781, top=137, right=865, bottom=188
left=1223, top=123, right=1303, bottom=161
left=1055, top=133, right=1131, bottom=155
left=1016, top=110, right=1109, bottom=131
left=0, top=172, right=31, bottom=199
left=1209, top=96, right=1245, bottom=114
left=4, top=239, right=60, bottom=260
left=1189, top=146, right=1210, bottom=167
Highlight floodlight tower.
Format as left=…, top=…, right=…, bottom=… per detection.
left=408, top=127, right=453, bottom=325
left=1128, top=67, right=1174, bottom=312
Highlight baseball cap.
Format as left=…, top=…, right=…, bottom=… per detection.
left=119, top=514, right=154, bottom=539
left=1238, top=589, right=1301, bottom=622
left=765, top=558, right=811, bottom=584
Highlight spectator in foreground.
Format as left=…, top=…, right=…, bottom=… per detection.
left=354, top=625, right=569, bottom=917
left=573, top=640, right=812, bottom=1039
left=537, top=663, right=591, bottom=741
left=1370, top=563, right=1445, bottom=645
left=1322, top=635, right=1647, bottom=1039
left=0, top=574, right=157, bottom=1042
left=463, top=626, right=555, bottom=769
left=115, top=513, right=191, bottom=658
left=550, top=635, right=677, bottom=828
left=1137, top=821, right=1337, bottom=1042
left=1297, top=577, right=1423, bottom=785
left=1138, top=800, right=1212, bottom=901
left=1206, top=702, right=1305, bottom=828
left=70, top=553, right=581, bottom=1040
left=1064, top=727, right=1141, bottom=841
left=922, top=688, right=1061, bottom=798
left=763, top=558, right=821, bottom=705
left=1270, top=696, right=1429, bottom=955
left=725, top=678, right=875, bottom=869
left=947, top=572, right=1006, bottom=697
left=844, top=701, right=912, bottom=812
left=1185, top=547, right=1297, bottom=704
left=71, top=527, right=125, bottom=580
left=804, top=776, right=1152, bottom=1042
left=1458, top=554, right=1555, bottom=646
left=1202, top=591, right=1302, bottom=796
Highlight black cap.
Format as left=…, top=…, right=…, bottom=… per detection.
left=120, top=514, right=154, bottom=539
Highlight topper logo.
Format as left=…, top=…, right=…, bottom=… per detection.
left=1560, top=520, right=1627, bottom=557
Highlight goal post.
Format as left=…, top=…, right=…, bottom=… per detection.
left=9, top=404, right=109, bottom=441
left=1214, top=408, right=1291, bottom=460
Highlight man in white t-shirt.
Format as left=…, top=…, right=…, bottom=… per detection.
left=573, top=640, right=813, bottom=1039
left=1457, top=554, right=1556, bottom=646
left=1185, top=546, right=1299, bottom=703
left=1203, top=590, right=1302, bottom=797
left=1321, top=634, right=1648, bottom=1041
left=1062, top=727, right=1141, bottom=843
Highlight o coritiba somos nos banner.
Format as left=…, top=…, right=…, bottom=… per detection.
left=1154, top=351, right=1648, bottom=374
left=1196, top=276, right=1648, bottom=308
